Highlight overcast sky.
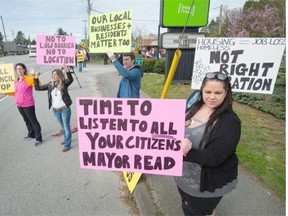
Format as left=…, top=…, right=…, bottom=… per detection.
left=1, top=0, right=247, bottom=43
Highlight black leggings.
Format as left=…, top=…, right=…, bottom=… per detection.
left=18, top=106, right=42, bottom=142
left=177, top=187, right=222, bottom=216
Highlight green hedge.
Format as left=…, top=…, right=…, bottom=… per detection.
left=140, top=58, right=165, bottom=74
left=232, top=60, right=286, bottom=120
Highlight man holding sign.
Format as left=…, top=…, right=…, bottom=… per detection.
left=107, top=51, right=143, bottom=98
left=107, top=50, right=144, bottom=193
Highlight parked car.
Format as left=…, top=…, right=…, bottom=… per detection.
left=29, top=45, right=36, bottom=57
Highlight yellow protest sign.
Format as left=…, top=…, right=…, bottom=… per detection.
left=89, top=10, right=132, bottom=53
left=123, top=171, right=142, bottom=193
left=80, top=42, right=87, bottom=49
left=0, top=63, right=15, bottom=94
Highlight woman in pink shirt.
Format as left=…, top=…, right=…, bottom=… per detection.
left=8, top=63, right=42, bottom=146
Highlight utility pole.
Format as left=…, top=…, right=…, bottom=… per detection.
left=218, top=4, right=223, bottom=35
left=82, top=20, right=88, bottom=42
left=0, top=16, right=7, bottom=42
left=87, top=0, right=92, bottom=48
left=87, top=0, right=91, bottom=16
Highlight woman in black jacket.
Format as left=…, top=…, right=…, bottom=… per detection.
left=175, top=72, right=241, bottom=216
left=34, top=66, right=73, bottom=152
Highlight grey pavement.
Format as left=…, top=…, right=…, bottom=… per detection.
left=84, top=63, right=285, bottom=216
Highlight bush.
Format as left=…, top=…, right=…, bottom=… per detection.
left=140, top=58, right=166, bottom=74
left=141, top=58, right=157, bottom=73
left=153, top=58, right=166, bottom=74
left=232, top=60, right=286, bottom=120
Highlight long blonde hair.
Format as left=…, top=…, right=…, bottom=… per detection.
left=52, top=69, right=66, bottom=90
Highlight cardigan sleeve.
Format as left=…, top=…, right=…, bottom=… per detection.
left=184, top=113, right=241, bottom=167
left=25, top=74, right=41, bottom=87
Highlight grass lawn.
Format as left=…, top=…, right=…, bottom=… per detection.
left=141, top=73, right=285, bottom=203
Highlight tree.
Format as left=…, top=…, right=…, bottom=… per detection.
left=206, top=0, right=285, bottom=37
left=226, top=5, right=281, bottom=37
left=243, top=0, right=286, bottom=36
left=206, top=5, right=242, bottom=37
left=0, top=32, right=3, bottom=43
left=56, top=27, right=68, bottom=35
left=0, top=32, right=3, bottom=55
left=206, top=18, right=225, bottom=36
left=14, top=31, right=30, bottom=45
left=224, top=7, right=251, bottom=37
left=15, top=31, right=26, bottom=42
left=236, top=0, right=285, bottom=37
left=31, top=39, right=36, bottom=45
left=241, top=5, right=279, bottom=37
left=272, top=0, right=286, bottom=36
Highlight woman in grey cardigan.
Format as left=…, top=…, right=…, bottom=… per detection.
left=175, top=72, right=241, bottom=216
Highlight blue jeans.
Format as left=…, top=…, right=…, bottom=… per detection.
left=78, top=62, right=83, bottom=72
left=53, top=107, right=71, bottom=149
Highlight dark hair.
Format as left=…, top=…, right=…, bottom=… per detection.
left=186, top=72, right=233, bottom=145
left=15, top=63, right=27, bottom=75
left=122, top=52, right=136, bottom=60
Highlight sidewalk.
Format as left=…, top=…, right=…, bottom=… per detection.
left=135, top=171, right=285, bottom=216
left=84, top=63, right=285, bottom=216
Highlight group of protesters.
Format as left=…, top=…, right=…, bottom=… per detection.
left=7, top=51, right=142, bottom=152
left=7, top=50, right=242, bottom=215
left=6, top=63, right=74, bottom=152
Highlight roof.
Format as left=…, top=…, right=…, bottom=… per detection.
left=140, top=37, right=158, bottom=47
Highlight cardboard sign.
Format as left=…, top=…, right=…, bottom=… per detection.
left=0, top=63, right=15, bottom=93
left=36, top=35, right=76, bottom=66
left=122, top=171, right=142, bottom=193
left=89, top=10, right=132, bottom=53
left=77, top=98, right=186, bottom=176
left=192, top=37, right=286, bottom=94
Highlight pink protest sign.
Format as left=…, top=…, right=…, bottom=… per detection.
left=36, top=35, right=76, bottom=66
left=76, top=98, right=186, bottom=176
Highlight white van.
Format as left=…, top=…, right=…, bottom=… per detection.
left=29, top=45, right=36, bottom=57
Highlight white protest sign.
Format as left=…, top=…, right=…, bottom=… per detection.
left=191, top=37, right=286, bottom=94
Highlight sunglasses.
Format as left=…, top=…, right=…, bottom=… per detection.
left=205, top=72, right=228, bottom=80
